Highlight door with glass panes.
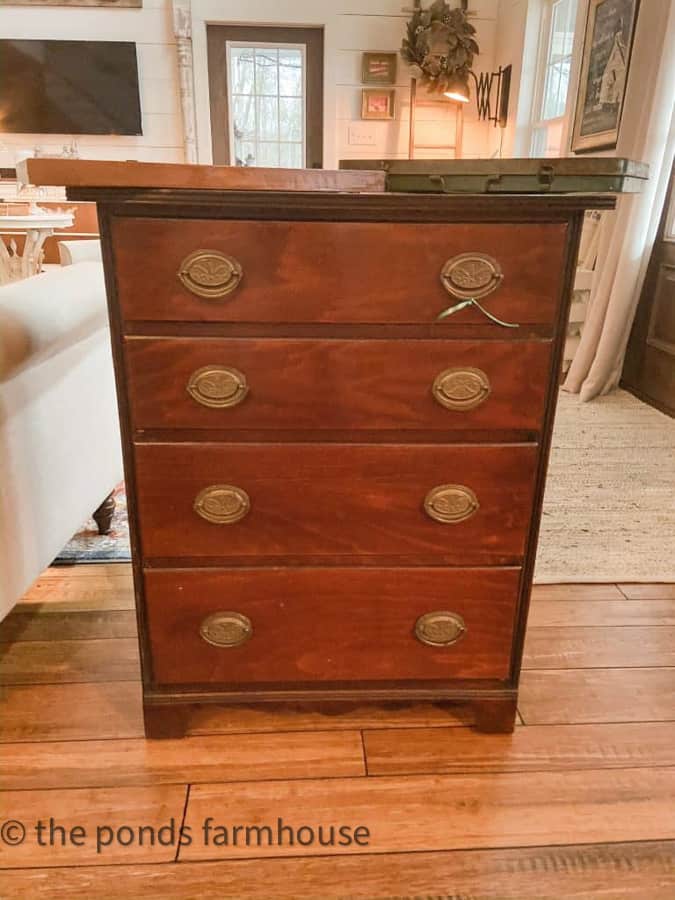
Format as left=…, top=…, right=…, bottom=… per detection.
left=207, top=25, right=324, bottom=169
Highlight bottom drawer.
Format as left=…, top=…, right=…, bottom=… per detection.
left=144, top=567, right=520, bottom=685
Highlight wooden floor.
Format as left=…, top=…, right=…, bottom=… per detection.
left=1, top=565, right=674, bottom=898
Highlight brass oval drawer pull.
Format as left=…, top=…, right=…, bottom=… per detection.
left=424, top=484, right=479, bottom=524
left=432, top=367, right=491, bottom=411
left=200, top=611, right=252, bottom=648
left=440, top=253, right=503, bottom=301
left=415, top=611, right=466, bottom=647
left=193, top=485, right=250, bottom=524
left=187, top=365, right=248, bottom=409
left=178, top=249, right=243, bottom=299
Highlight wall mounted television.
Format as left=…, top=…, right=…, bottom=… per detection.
left=0, top=40, right=142, bottom=135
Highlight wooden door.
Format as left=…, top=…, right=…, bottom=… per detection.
left=207, top=25, right=324, bottom=169
left=622, top=162, right=675, bottom=416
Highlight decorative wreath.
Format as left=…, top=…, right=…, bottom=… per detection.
left=401, top=0, right=479, bottom=95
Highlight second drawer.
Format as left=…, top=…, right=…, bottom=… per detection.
left=124, top=338, right=551, bottom=434
left=134, top=442, right=538, bottom=563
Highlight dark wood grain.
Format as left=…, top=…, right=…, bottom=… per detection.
left=124, top=337, right=552, bottom=434
left=133, top=442, right=538, bottom=562
left=112, top=218, right=567, bottom=326
left=143, top=567, right=520, bottom=685
left=0, top=638, right=140, bottom=684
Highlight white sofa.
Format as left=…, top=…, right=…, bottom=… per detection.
left=0, top=261, right=123, bottom=620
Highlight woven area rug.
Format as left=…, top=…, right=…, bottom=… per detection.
left=55, top=390, right=674, bottom=580
left=55, top=483, right=131, bottom=563
left=535, top=389, right=675, bottom=584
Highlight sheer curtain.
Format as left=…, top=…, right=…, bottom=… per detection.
left=564, top=0, right=675, bottom=400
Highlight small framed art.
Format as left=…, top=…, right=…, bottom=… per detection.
left=361, top=89, right=396, bottom=120
left=362, top=52, right=398, bottom=85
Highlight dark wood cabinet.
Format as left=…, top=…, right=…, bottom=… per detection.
left=23, top=158, right=619, bottom=737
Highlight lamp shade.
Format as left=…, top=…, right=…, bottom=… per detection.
left=444, top=74, right=470, bottom=103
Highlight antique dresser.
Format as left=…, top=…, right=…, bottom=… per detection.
left=22, top=157, right=642, bottom=737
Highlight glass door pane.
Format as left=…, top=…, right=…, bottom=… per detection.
left=227, top=42, right=306, bottom=168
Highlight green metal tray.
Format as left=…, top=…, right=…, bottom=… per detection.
left=338, top=158, right=648, bottom=194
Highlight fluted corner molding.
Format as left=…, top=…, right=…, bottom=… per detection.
left=172, top=0, right=198, bottom=164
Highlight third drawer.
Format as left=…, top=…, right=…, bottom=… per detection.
left=134, top=442, right=538, bottom=564
left=124, top=337, right=552, bottom=434
left=144, top=566, right=521, bottom=685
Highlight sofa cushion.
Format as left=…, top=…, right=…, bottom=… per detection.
left=59, top=239, right=103, bottom=266
left=0, top=262, right=108, bottom=381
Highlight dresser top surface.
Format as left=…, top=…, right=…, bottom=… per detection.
left=17, top=158, right=617, bottom=213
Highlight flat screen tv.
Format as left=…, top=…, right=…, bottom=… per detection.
left=0, top=39, right=142, bottom=135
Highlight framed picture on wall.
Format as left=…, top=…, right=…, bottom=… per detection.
left=571, top=0, right=640, bottom=153
left=361, top=89, right=396, bottom=120
left=362, top=52, right=398, bottom=85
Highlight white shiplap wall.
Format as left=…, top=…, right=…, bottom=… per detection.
left=335, top=0, right=498, bottom=162
left=0, top=0, right=183, bottom=167
left=0, top=0, right=499, bottom=168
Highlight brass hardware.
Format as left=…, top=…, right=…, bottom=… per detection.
left=187, top=366, right=248, bottom=409
left=415, top=611, right=467, bottom=647
left=178, top=249, right=243, bottom=299
left=193, top=485, right=250, bottom=524
left=424, top=484, right=479, bottom=524
left=432, top=367, right=491, bottom=411
left=440, top=253, right=503, bottom=301
left=200, top=611, right=252, bottom=648
left=436, top=297, right=520, bottom=328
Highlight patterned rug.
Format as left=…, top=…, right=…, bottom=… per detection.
left=55, top=391, right=675, bottom=580
left=55, top=483, right=131, bottom=563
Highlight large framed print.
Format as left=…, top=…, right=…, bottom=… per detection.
left=571, top=0, right=640, bottom=153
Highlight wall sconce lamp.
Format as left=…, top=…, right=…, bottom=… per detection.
left=444, top=64, right=512, bottom=128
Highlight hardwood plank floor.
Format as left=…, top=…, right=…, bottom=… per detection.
left=363, top=721, right=675, bottom=775
left=0, top=731, right=366, bottom=790
left=0, top=568, right=674, bottom=898
left=0, top=638, right=140, bottom=683
left=527, top=598, right=675, bottom=626
left=180, top=767, right=675, bottom=860
left=0, top=785, right=187, bottom=867
left=3, top=841, right=674, bottom=899
left=522, top=626, right=675, bottom=668
left=519, top=668, right=675, bottom=724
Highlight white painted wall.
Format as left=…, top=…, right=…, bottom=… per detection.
left=0, top=0, right=183, bottom=168
left=0, top=0, right=499, bottom=170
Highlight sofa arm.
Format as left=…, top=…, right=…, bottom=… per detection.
left=59, top=239, right=102, bottom=266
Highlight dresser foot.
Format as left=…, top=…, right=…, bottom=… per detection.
left=473, top=697, right=517, bottom=733
left=93, top=491, right=116, bottom=535
left=143, top=704, right=189, bottom=739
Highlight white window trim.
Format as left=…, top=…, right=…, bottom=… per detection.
left=225, top=40, right=307, bottom=168
left=524, top=0, right=577, bottom=157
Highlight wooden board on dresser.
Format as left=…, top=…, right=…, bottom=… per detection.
left=31, top=159, right=616, bottom=739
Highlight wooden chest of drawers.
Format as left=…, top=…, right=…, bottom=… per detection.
left=51, top=161, right=617, bottom=737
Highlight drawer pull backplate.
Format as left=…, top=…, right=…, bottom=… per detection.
left=415, top=611, right=467, bottom=647
left=187, top=365, right=248, bottom=409
left=424, top=484, right=479, bottom=524
left=432, top=367, right=491, bottom=411
left=178, top=249, right=243, bottom=299
left=200, top=611, right=252, bottom=648
left=193, top=485, right=250, bottom=524
left=441, top=253, right=503, bottom=301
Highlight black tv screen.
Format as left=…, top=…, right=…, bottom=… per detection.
left=0, top=39, right=142, bottom=135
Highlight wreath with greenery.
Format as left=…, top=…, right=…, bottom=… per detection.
left=401, top=0, right=479, bottom=95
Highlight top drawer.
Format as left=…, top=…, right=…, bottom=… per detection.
left=111, top=218, right=567, bottom=327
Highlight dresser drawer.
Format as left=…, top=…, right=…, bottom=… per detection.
left=145, top=567, right=520, bottom=685
left=125, top=337, right=551, bottom=434
left=112, top=218, right=567, bottom=326
left=134, top=443, right=537, bottom=563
